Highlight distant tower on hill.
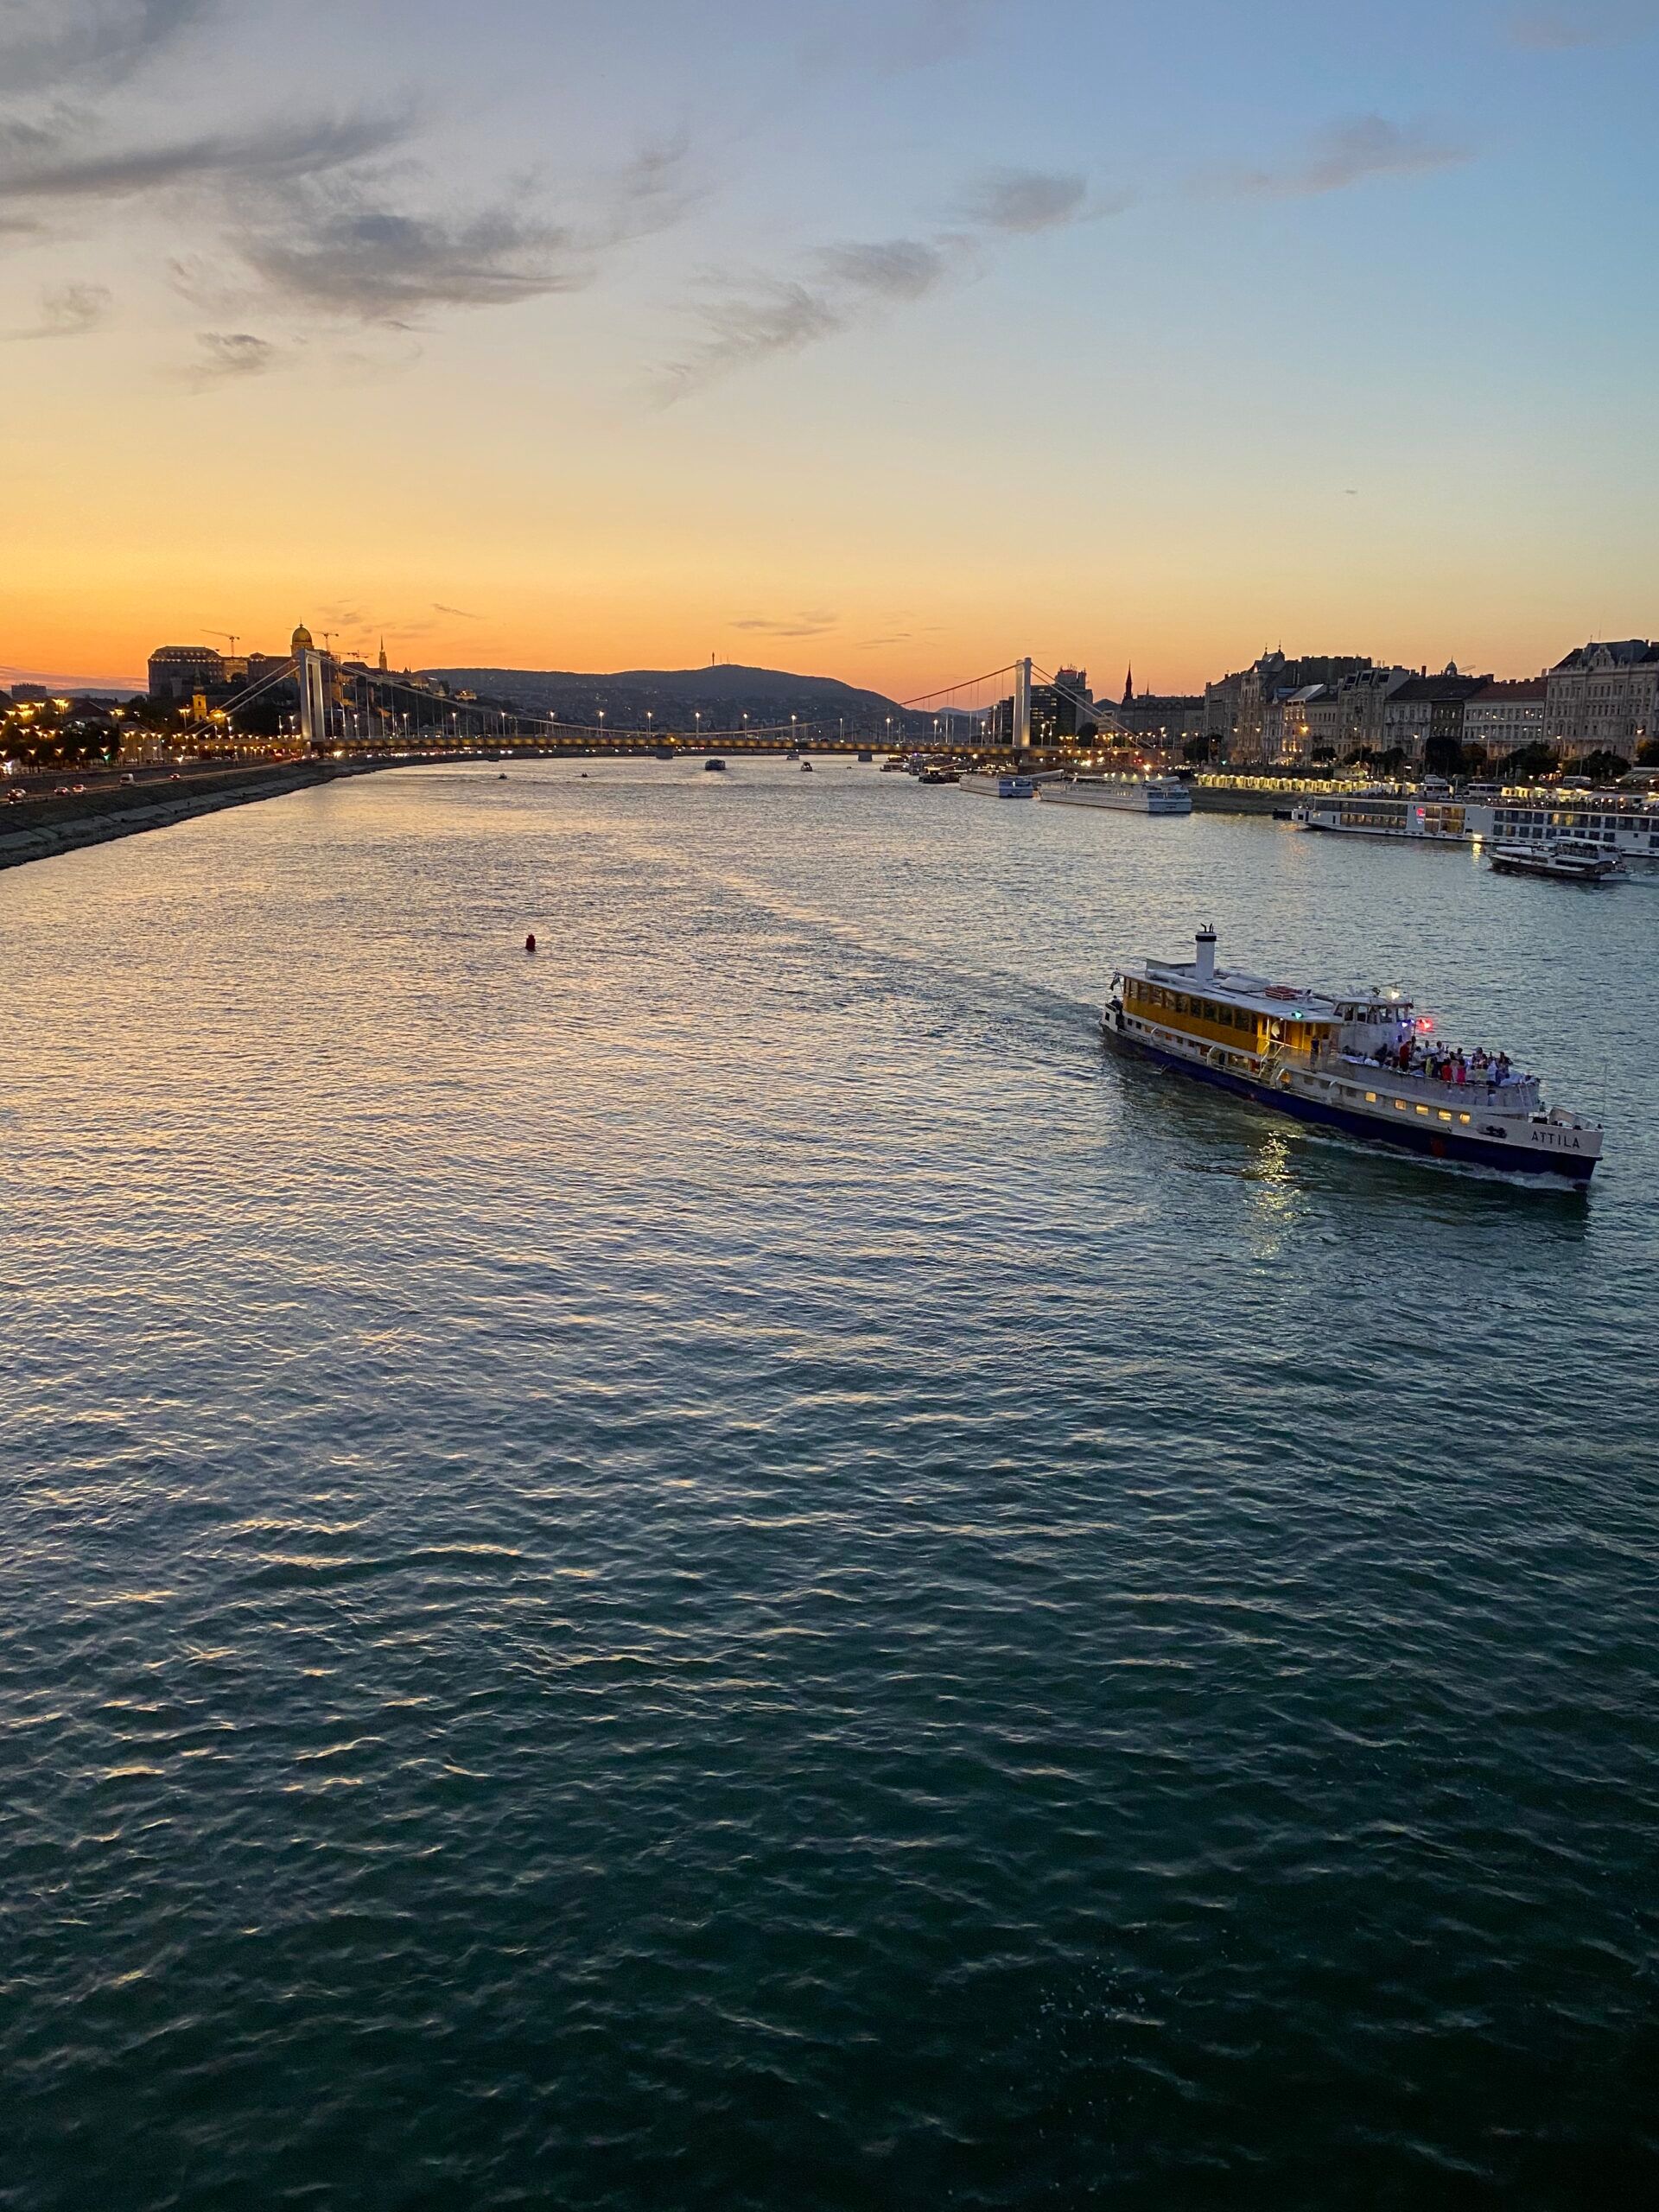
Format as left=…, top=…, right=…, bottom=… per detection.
left=378, top=638, right=388, bottom=672
left=1122, top=666, right=1135, bottom=706
left=291, top=622, right=315, bottom=657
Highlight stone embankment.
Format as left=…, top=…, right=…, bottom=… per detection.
left=0, top=760, right=380, bottom=874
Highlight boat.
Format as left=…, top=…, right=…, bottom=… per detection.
left=1103, top=927, right=1602, bottom=1184
left=960, top=772, right=1034, bottom=799
left=857, top=749, right=874, bottom=763
left=799, top=760, right=813, bottom=772
left=918, top=766, right=960, bottom=785
left=1486, top=791, right=1659, bottom=880
left=1038, top=774, right=1192, bottom=816
left=704, top=758, right=727, bottom=772
left=1488, top=837, right=1624, bottom=883
left=1291, top=791, right=1482, bottom=843
left=653, top=746, right=674, bottom=761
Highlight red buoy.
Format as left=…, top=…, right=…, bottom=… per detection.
left=525, top=932, right=537, bottom=954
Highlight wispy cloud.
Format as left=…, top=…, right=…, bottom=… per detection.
left=799, top=0, right=1000, bottom=78
left=184, top=329, right=287, bottom=385
left=227, top=135, right=697, bottom=324
left=433, top=602, right=484, bottom=621
left=657, top=163, right=1102, bottom=399
left=732, top=611, right=840, bottom=639
left=958, top=167, right=1090, bottom=233
left=0, top=106, right=413, bottom=212
left=4, top=283, right=112, bottom=340
left=0, top=0, right=212, bottom=93
left=1221, top=116, right=1471, bottom=199
left=1506, top=1, right=1659, bottom=45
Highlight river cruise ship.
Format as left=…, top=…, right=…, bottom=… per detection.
left=960, top=771, right=1034, bottom=798
left=1489, top=836, right=1624, bottom=884
left=1103, top=928, right=1601, bottom=1183
left=1292, top=791, right=1481, bottom=843
left=1038, top=774, right=1192, bottom=816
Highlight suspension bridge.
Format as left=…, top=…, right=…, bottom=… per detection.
left=207, top=642, right=1129, bottom=760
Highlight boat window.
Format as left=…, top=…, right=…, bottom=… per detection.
left=1366, top=1091, right=1378, bottom=1103
left=1438, top=1110, right=1452, bottom=1122
left=1459, top=1113, right=1471, bottom=1125
left=1416, top=1104, right=1429, bottom=1115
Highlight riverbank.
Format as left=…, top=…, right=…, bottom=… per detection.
left=0, top=759, right=384, bottom=873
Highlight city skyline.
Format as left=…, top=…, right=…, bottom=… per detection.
left=6, top=0, right=1659, bottom=696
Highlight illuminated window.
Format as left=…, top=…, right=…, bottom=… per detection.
left=1438, top=1110, right=1452, bottom=1122
left=1395, top=1101, right=1407, bottom=1112
left=1416, top=1104, right=1429, bottom=1115
left=1459, top=1113, right=1471, bottom=1125
left=1366, top=1091, right=1378, bottom=1103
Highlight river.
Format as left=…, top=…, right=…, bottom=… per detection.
left=3, top=760, right=1656, bottom=2208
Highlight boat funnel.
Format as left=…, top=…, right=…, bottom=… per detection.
left=1195, top=926, right=1217, bottom=983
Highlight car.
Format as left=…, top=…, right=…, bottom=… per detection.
left=72, top=784, right=86, bottom=793
left=53, top=785, right=71, bottom=795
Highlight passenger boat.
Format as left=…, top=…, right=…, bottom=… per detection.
left=799, top=760, right=814, bottom=772
left=960, top=772, right=1034, bottom=798
left=918, top=766, right=960, bottom=785
left=858, top=749, right=874, bottom=763
left=703, top=758, right=727, bottom=772
left=1103, top=928, right=1602, bottom=1183
left=1488, top=837, right=1624, bottom=883
left=1487, top=792, right=1659, bottom=880
left=1038, top=773, right=1192, bottom=816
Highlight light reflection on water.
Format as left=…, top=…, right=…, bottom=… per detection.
left=1, top=760, right=1655, bottom=2209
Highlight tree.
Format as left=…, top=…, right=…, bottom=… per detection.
left=1579, top=749, right=1630, bottom=784
left=1422, top=734, right=1465, bottom=779
left=1497, top=743, right=1560, bottom=781
left=1182, top=734, right=1211, bottom=765
left=1376, top=746, right=1408, bottom=775
left=1637, top=739, right=1659, bottom=767
left=1310, top=744, right=1336, bottom=764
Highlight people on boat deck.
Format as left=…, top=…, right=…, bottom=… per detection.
left=1367, top=1036, right=1518, bottom=1085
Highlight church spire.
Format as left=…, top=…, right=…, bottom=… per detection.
left=378, top=637, right=388, bottom=673
left=1122, top=664, right=1135, bottom=706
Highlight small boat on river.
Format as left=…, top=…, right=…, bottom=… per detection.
left=1488, top=837, right=1624, bottom=884
left=1103, top=927, right=1602, bottom=1183
left=704, top=758, right=727, bottom=772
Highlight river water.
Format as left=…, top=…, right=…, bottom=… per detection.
left=3, top=761, right=1656, bottom=2209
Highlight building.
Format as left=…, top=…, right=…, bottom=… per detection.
left=148, top=645, right=226, bottom=700
left=1547, top=640, right=1659, bottom=762
left=1379, top=667, right=1491, bottom=763
left=1230, top=652, right=1375, bottom=763
left=1115, top=670, right=1205, bottom=747
left=1203, top=670, right=1247, bottom=749
left=1464, top=677, right=1548, bottom=760
left=987, top=666, right=1096, bottom=747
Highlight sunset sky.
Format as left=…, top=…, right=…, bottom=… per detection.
left=4, top=0, right=1657, bottom=699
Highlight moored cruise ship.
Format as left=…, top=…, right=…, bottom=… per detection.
left=1103, top=928, right=1602, bottom=1182
left=1487, top=789, right=1659, bottom=880
left=1038, top=773, right=1192, bottom=816
left=1292, top=790, right=1483, bottom=843
left=959, top=770, right=1034, bottom=798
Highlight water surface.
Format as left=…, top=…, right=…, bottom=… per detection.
left=3, top=762, right=1656, bottom=2209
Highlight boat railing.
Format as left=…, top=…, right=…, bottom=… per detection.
left=1331, top=1054, right=1537, bottom=1109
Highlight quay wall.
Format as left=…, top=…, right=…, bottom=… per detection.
left=0, top=761, right=382, bottom=874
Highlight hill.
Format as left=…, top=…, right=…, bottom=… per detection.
left=426, top=664, right=914, bottom=735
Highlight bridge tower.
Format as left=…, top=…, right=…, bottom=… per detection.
left=1012, top=657, right=1033, bottom=752
left=292, top=622, right=328, bottom=750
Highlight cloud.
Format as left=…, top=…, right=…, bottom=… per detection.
left=433, top=602, right=484, bottom=620
left=1506, top=2, right=1658, bottom=44
left=227, top=134, right=696, bottom=324
left=801, top=0, right=999, bottom=77
left=657, top=164, right=1099, bottom=398
left=234, top=186, right=592, bottom=321
left=732, top=611, right=840, bottom=639
left=4, top=282, right=111, bottom=339
left=185, top=329, right=286, bottom=385
left=1223, top=116, right=1471, bottom=198
left=959, top=167, right=1090, bottom=233
left=0, top=0, right=211, bottom=93
left=0, top=106, right=413, bottom=212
